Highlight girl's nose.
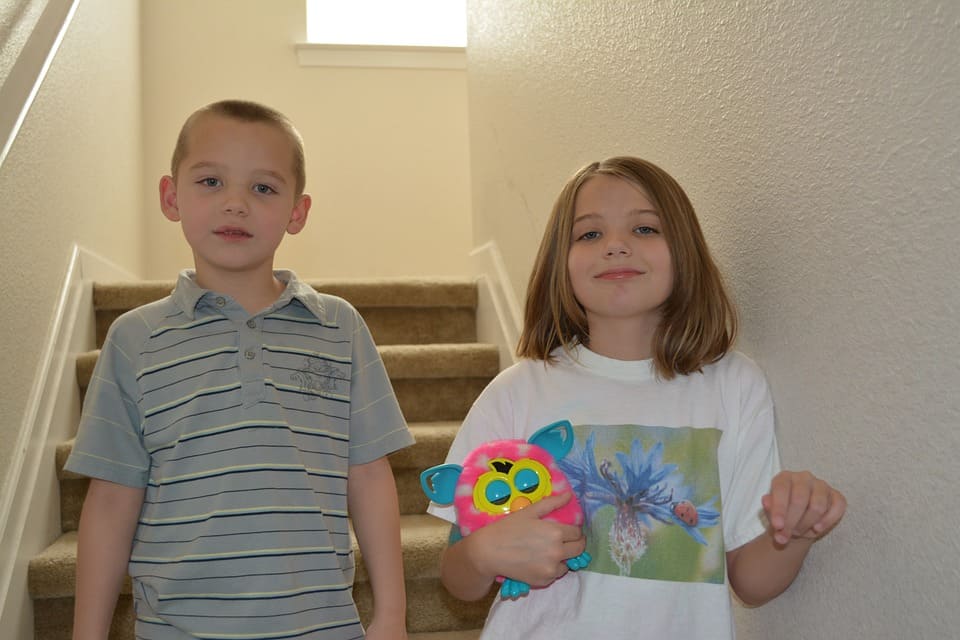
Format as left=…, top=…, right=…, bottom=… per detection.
left=605, top=237, right=630, bottom=256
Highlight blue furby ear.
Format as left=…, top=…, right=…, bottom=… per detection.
left=528, top=420, right=574, bottom=460
left=420, top=464, right=463, bottom=505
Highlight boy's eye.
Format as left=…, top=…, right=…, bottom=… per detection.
left=198, top=177, right=221, bottom=188
left=253, top=183, right=276, bottom=195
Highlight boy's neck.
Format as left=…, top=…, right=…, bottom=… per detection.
left=194, top=267, right=286, bottom=315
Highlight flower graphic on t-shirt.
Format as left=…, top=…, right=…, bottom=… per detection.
left=558, top=432, right=720, bottom=576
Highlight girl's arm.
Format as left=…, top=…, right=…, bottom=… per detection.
left=439, top=492, right=586, bottom=602
left=726, top=470, right=846, bottom=606
left=348, top=457, right=407, bottom=639
left=73, top=479, right=145, bottom=640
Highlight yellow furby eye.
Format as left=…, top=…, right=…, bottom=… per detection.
left=473, top=471, right=513, bottom=515
left=509, top=460, right=552, bottom=504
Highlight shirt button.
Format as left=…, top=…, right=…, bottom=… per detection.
left=246, top=319, right=257, bottom=329
left=244, top=350, right=256, bottom=360
left=215, top=297, right=226, bottom=307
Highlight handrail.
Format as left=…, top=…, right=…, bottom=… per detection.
left=0, top=0, right=78, bottom=170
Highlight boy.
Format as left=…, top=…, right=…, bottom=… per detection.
left=66, top=100, right=413, bottom=640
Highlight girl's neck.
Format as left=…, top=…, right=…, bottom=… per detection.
left=584, top=316, right=658, bottom=361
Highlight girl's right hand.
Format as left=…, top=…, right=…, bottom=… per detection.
left=467, top=492, right=587, bottom=588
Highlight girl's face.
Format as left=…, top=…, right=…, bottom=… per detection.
left=567, top=175, right=673, bottom=350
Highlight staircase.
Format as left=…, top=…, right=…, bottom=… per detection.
left=27, top=278, right=500, bottom=639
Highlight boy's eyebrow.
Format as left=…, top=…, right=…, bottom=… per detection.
left=185, top=161, right=290, bottom=184
left=572, top=209, right=659, bottom=223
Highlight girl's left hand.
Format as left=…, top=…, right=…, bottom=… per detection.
left=761, top=470, right=846, bottom=546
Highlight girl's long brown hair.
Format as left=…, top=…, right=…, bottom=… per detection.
left=516, top=156, right=737, bottom=379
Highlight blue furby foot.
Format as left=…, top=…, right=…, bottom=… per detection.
left=499, top=578, right=531, bottom=599
left=566, top=551, right=592, bottom=571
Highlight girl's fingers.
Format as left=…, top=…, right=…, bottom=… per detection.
left=812, top=488, right=847, bottom=535
left=765, top=472, right=846, bottom=543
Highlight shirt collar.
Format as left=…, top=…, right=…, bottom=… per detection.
left=557, top=342, right=655, bottom=383
left=171, top=269, right=326, bottom=321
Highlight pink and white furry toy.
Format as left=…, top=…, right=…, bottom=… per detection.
left=421, top=420, right=591, bottom=598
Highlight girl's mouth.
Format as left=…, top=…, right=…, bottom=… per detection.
left=596, top=268, right=642, bottom=280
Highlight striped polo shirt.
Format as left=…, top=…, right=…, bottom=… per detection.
left=66, top=270, right=414, bottom=640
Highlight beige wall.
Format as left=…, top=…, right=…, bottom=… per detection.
left=0, top=0, right=141, bottom=506
left=140, top=0, right=472, bottom=280
left=467, top=1, right=958, bottom=637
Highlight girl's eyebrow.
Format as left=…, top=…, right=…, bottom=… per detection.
left=572, top=208, right=659, bottom=224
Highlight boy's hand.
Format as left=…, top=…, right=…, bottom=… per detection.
left=761, top=470, right=846, bottom=545
left=363, top=617, right=407, bottom=640
left=469, top=492, right=586, bottom=588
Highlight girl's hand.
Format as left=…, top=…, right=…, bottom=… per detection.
left=761, top=470, right=846, bottom=546
left=469, top=492, right=587, bottom=588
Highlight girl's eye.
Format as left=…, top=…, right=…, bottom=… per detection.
left=635, top=225, right=659, bottom=235
left=198, top=177, right=221, bottom=188
left=577, top=230, right=601, bottom=241
left=253, top=184, right=276, bottom=195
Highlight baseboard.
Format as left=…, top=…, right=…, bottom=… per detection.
left=469, top=241, right=522, bottom=370
left=0, top=245, right=135, bottom=639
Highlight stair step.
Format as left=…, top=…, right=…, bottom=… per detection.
left=56, top=422, right=461, bottom=531
left=93, top=278, right=479, bottom=348
left=29, top=515, right=493, bottom=637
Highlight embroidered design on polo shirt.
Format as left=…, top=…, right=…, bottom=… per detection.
left=291, top=358, right=343, bottom=399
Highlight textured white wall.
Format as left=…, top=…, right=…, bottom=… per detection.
left=0, top=0, right=141, bottom=510
left=140, top=0, right=472, bottom=280
left=467, top=1, right=959, bottom=637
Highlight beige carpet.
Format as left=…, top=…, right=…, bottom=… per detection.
left=28, top=278, right=497, bottom=639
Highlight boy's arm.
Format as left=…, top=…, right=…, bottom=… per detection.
left=439, top=492, right=586, bottom=602
left=348, top=457, right=407, bottom=639
left=73, top=479, right=145, bottom=640
left=726, top=470, right=846, bottom=606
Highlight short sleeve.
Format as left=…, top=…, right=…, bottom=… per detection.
left=720, top=359, right=782, bottom=550
left=64, top=317, right=150, bottom=488
left=425, top=373, right=515, bottom=525
left=346, top=307, right=414, bottom=465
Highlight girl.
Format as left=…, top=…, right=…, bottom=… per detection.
left=426, top=157, right=846, bottom=639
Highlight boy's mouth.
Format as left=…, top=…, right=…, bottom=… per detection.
left=214, top=226, right=252, bottom=238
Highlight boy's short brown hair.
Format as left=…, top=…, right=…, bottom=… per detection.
left=517, top=156, right=738, bottom=379
left=170, top=99, right=306, bottom=196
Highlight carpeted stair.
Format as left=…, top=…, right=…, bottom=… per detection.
left=27, top=278, right=500, bottom=639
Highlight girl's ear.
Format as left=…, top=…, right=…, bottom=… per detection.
left=159, top=176, right=180, bottom=222
left=286, top=193, right=311, bottom=235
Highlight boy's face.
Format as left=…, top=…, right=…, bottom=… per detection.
left=159, top=114, right=310, bottom=285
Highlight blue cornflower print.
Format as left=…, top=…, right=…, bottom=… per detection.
left=559, top=430, right=721, bottom=577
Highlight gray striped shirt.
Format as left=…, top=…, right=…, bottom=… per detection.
left=66, top=270, right=413, bottom=639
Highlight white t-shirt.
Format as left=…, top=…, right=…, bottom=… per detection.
left=427, top=345, right=780, bottom=640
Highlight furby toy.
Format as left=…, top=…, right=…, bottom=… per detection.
left=420, top=420, right=592, bottom=598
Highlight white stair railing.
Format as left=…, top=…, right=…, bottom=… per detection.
left=0, top=0, right=78, bottom=169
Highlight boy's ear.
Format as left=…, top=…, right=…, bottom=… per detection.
left=159, top=176, right=180, bottom=222
left=286, top=193, right=311, bottom=235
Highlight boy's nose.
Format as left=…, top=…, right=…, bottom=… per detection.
left=222, top=194, right=249, bottom=216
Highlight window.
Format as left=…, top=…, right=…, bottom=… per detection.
left=305, top=0, right=466, bottom=47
